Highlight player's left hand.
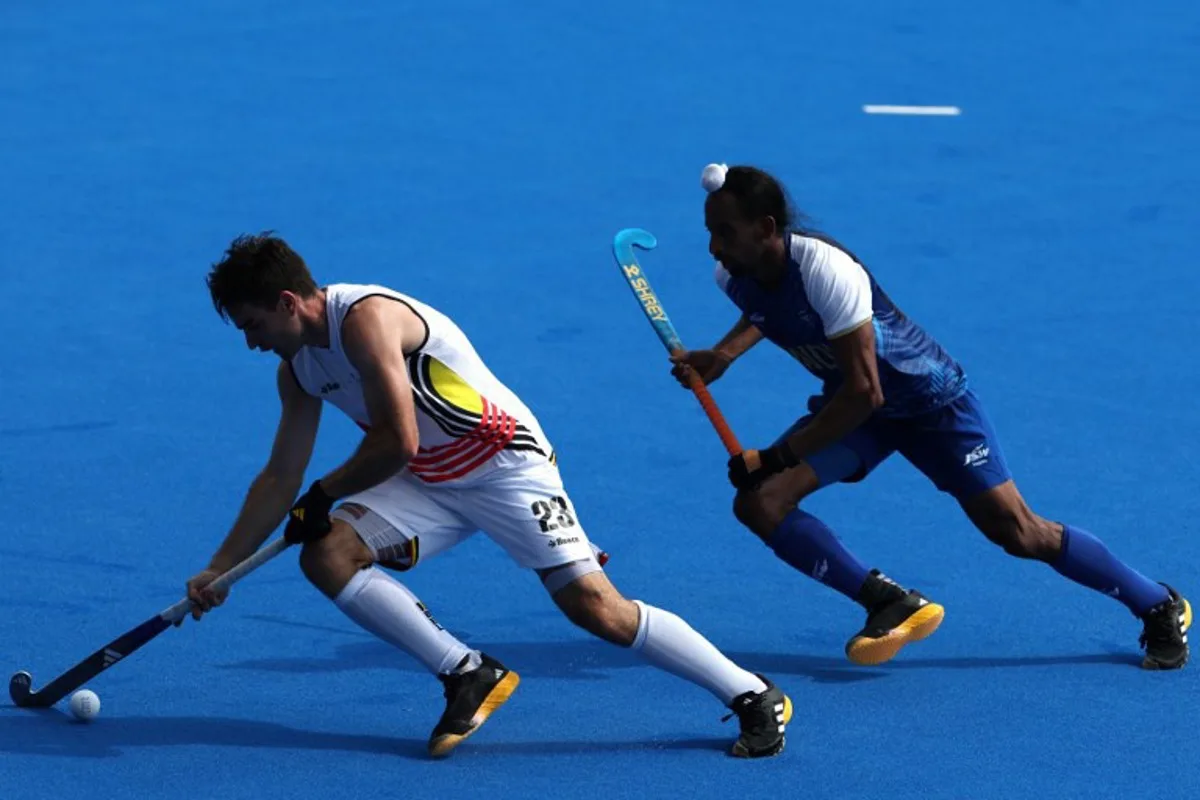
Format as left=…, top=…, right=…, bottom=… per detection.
left=284, top=480, right=335, bottom=544
left=727, top=444, right=800, bottom=490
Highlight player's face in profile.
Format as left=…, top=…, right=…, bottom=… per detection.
left=229, top=294, right=303, bottom=359
left=704, top=192, right=770, bottom=278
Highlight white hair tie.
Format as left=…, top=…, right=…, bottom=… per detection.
left=700, top=163, right=728, bottom=193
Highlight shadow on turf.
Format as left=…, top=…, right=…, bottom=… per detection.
left=217, top=636, right=888, bottom=684
left=727, top=650, right=1143, bottom=675
left=0, top=709, right=727, bottom=759
left=215, top=620, right=1143, bottom=684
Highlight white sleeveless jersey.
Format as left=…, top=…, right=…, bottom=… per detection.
left=289, top=283, right=553, bottom=484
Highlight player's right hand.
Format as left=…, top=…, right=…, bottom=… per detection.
left=669, top=349, right=732, bottom=388
left=185, top=568, right=228, bottom=621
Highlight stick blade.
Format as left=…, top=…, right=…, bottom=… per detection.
left=613, top=228, right=657, bottom=265
left=9, top=671, right=35, bottom=707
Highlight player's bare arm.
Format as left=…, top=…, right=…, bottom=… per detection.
left=670, top=314, right=764, bottom=387
left=728, top=319, right=881, bottom=488
left=775, top=319, right=882, bottom=461
left=210, top=361, right=323, bottom=567
left=187, top=362, right=322, bottom=614
left=318, top=297, right=425, bottom=499
left=715, top=313, right=765, bottom=360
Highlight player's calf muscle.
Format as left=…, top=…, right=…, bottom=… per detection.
left=552, top=574, right=639, bottom=646
left=985, top=516, right=1062, bottom=560
left=963, top=485, right=1062, bottom=560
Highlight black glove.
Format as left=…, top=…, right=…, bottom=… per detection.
left=727, top=442, right=800, bottom=490
left=284, top=480, right=335, bottom=544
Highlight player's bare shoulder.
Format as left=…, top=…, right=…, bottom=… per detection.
left=342, top=294, right=428, bottom=358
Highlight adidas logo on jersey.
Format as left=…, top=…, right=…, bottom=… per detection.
left=548, top=536, right=580, bottom=549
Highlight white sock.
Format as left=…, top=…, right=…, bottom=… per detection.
left=334, top=567, right=476, bottom=675
left=631, top=600, right=767, bottom=704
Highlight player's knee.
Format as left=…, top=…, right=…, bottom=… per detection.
left=298, top=541, right=328, bottom=584
left=732, top=490, right=787, bottom=540
left=298, top=521, right=374, bottom=598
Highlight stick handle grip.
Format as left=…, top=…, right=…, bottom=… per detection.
left=163, top=537, right=291, bottom=623
left=675, top=350, right=742, bottom=455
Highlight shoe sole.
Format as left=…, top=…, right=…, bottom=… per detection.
left=730, top=693, right=794, bottom=759
left=845, top=602, right=945, bottom=666
left=427, top=670, right=521, bottom=758
left=1141, top=597, right=1192, bottom=671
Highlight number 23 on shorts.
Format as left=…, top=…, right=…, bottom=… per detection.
left=531, top=496, right=576, bottom=532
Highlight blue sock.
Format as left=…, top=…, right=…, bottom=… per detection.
left=768, top=509, right=871, bottom=601
left=1051, top=525, right=1168, bottom=616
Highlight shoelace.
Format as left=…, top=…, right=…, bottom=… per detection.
left=720, top=698, right=766, bottom=729
left=438, top=670, right=470, bottom=700
left=1138, top=600, right=1179, bottom=649
left=721, top=698, right=748, bottom=724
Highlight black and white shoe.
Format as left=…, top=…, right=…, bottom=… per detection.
left=726, top=676, right=793, bottom=758
left=428, top=653, right=520, bottom=757
left=846, top=571, right=944, bottom=666
left=1140, top=584, right=1191, bottom=670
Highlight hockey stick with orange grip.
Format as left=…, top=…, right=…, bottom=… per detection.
left=611, top=228, right=742, bottom=456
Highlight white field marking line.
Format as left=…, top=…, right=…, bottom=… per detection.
left=863, top=105, right=961, bottom=116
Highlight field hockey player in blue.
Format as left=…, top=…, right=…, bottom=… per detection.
left=669, top=163, right=1191, bottom=670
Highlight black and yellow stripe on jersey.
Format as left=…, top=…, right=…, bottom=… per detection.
left=405, top=353, right=547, bottom=482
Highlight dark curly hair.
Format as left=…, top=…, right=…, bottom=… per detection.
left=206, top=232, right=319, bottom=321
left=713, top=166, right=816, bottom=233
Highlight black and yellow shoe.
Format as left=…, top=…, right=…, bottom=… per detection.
left=726, top=676, right=793, bottom=758
left=428, top=653, right=520, bottom=757
left=846, top=571, right=944, bottom=666
left=1140, top=584, right=1191, bottom=670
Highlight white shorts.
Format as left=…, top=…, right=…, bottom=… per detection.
left=329, top=461, right=599, bottom=573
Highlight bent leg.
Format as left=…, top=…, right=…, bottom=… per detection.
left=732, top=414, right=896, bottom=603
left=961, top=481, right=1171, bottom=615
left=734, top=459, right=874, bottom=603
left=300, top=517, right=477, bottom=676
left=549, top=571, right=792, bottom=758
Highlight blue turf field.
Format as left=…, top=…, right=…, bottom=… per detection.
left=2, top=2, right=1198, bottom=798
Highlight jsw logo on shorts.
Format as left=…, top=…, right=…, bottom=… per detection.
left=548, top=536, right=580, bottom=548
left=964, top=443, right=990, bottom=467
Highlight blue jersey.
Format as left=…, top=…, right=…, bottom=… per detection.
left=717, top=233, right=968, bottom=418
